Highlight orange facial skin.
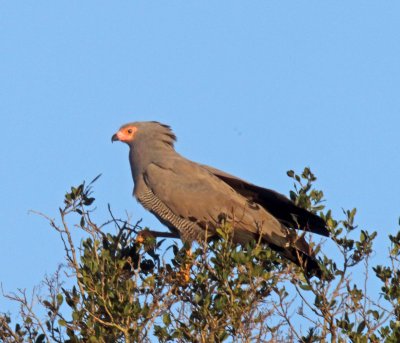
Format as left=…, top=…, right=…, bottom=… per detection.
left=111, top=125, right=138, bottom=143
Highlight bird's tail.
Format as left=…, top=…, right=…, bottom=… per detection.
left=269, top=233, right=328, bottom=279
left=279, top=247, right=324, bottom=279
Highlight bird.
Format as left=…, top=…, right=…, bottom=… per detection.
left=112, top=121, right=329, bottom=278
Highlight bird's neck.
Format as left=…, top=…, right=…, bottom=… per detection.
left=129, top=139, right=177, bottom=181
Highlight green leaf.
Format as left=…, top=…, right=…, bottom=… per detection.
left=84, top=197, right=95, bottom=206
left=287, top=170, right=295, bottom=178
left=357, top=320, right=366, bottom=334
left=299, top=283, right=312, bottom=291
left=194, top=293, right=202, bottom=304
left=58, top=319, right=67, bottom=327
left=360, top=230, right=366, bottom=242
left=42, top=300, right=52, bottom=309
left=370, top=310, right=380, bottom=320
left=163, top=313, right=171, bottom=326
left=72, top=311, right=79, bottom=321
left=57, top=293, right=63, bottom=306
left=35, top=334, right=46, bottom=343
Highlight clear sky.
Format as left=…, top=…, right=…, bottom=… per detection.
left=1, top=1, right=399, bottom=317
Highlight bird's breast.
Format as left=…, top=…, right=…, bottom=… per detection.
left=136, top=187, right=206, bottom=243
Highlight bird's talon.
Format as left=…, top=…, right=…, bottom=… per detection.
left=136, top=230, right=156, bottom=244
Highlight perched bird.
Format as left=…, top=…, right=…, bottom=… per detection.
left=112, top=121, right=329, bottom=278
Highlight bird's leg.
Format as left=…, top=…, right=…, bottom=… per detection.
left=135, top=230, right=181, bottom=271
left=135, top=230, right=192, bottom=284
left=136, top=229, right=180, bottom=244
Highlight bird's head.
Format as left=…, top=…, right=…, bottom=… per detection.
left=111, top=124, right=138, bottom=144
left=112, top=121, right=176, bottom=148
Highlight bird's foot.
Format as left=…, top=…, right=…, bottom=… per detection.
left=136, top=230, right=156, bottom=244
left=136, top=229, right=179, bottom=244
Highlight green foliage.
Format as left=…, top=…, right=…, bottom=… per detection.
left=154, top=226, right=286, bottom=342
left=1, top=168, right=400, bottom=342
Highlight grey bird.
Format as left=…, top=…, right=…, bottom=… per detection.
left=112, top=121, right=329, bottom=278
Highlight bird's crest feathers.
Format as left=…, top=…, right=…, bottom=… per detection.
left=120, top=121, right=177, bottom=148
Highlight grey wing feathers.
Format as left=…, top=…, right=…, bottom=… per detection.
left=200, top=164, right=329, bottom=237
left=140, top=160, right=324, bottom=278
left=141, top=160, right=289, bottom=247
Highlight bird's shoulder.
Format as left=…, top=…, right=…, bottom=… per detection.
left=145, top=156, right=224, bottom=183
left=142, top=157, right=243, bottom=203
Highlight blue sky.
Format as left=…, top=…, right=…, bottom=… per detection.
left=1, top=1, right=399, bottom=318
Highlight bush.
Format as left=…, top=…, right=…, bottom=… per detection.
left=1, top=168, right=399, bottom=342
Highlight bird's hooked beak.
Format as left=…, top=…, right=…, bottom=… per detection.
left=111, top=132, right=119, bottom=143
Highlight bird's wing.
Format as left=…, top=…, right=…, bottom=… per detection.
left=142, top=160, right=324, bottom=278
left=200, top=164, right=329, bottom=237
left=142, top=159, right=290, bottom=247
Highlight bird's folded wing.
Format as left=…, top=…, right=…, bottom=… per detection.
left=200, top=164, right=329, bottom=237
left=143, top=161, right=244, bottom=225
left=142, top=161, right=292, bottom=247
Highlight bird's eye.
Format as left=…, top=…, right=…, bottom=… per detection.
left=127, top=129, right=133, bottom=134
